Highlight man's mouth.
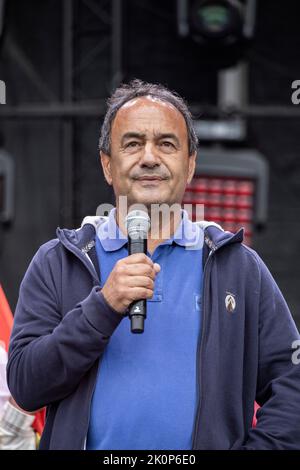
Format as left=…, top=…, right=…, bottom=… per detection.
left=137, top=176, right=163, bottom=181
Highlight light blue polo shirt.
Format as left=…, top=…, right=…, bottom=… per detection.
left=86, top=208, right=203, bottom=450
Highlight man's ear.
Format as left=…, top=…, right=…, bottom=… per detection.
left=100, top=151, right=113, bottom=186
left=187, top=151, right=197, bottom=184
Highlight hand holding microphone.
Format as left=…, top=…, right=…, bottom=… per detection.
left=101, top=253, right=160, bottom=313
left=101, top=210, right=160, bottom=333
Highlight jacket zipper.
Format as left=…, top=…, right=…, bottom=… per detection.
left=58, top=231, right=103, bottom=449
left=191, top=247, right=215, bottom=449
left=191, top=236, right=238, bottom=449
left=80, top=249, right=102, bottom=450
left=81, top=360, right=101, bottom=450
left=57, top=231, right=100, bottom=285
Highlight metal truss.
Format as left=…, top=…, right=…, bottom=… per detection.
left=0, top=0, right=300, bottom=226
left=0, top=0, right=123, bottom=226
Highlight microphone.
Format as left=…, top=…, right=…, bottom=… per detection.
left=125, top=210, right=151, bottom=334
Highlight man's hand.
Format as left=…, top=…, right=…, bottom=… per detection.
left=101, top=253, right=161, bottom=314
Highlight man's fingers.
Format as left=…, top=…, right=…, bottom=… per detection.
left=126, top=276, right=154, bottom=290
left=121, top=255, right=161, bottom=275
left=124, top=264, right=157, bottom=279
left=123, top=253, right=154, bottom=266
left=130, top=287, right=154, bottom=300
left=154, top=263, right=161, bottom=273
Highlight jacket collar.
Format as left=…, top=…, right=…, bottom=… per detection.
left=56, top=215, right=244, bottom=257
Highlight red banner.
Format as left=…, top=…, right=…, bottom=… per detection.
left=0, top=284, right=13, bottom=351
left=0, top=283, right=45, bottom=435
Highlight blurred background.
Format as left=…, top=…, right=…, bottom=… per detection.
left=0, top=0, right=299, bottom=326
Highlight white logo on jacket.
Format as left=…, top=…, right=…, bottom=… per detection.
left=225, top=292, right=236, bottom=312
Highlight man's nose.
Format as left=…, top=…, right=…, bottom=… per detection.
left=139, top=142, right=160, bottom=167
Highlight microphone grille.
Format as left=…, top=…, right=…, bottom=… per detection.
left=125, top=210, right=150, bottom=238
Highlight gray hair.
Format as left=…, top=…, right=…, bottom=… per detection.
left=99, top=79, right=198, bottom=156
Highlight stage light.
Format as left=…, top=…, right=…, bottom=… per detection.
left=190, top=0, right=243, bottom=45
left=177, top=0, right=256, bottom=61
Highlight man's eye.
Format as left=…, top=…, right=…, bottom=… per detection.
left=161, top=141, right=174, bottom=148
left=126, top=141, right=139, bottom=148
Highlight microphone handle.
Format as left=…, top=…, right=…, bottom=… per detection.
left=128, top=236, right=147, bottom=334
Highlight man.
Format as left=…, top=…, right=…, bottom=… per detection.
left=7, top=79, right=300, bottom=450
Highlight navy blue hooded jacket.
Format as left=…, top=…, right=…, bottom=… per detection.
left=7, top=217, right=300, bottom=449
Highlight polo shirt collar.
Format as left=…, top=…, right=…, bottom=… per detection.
left=97, top=207, right=203, bottom=252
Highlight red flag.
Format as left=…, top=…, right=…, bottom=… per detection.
left=0, top=283, right=45, bottom=435
left=0, top=284, right=13, bottom=351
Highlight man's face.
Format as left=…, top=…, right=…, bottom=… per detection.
left=101, top=96, right=196, bottom=209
